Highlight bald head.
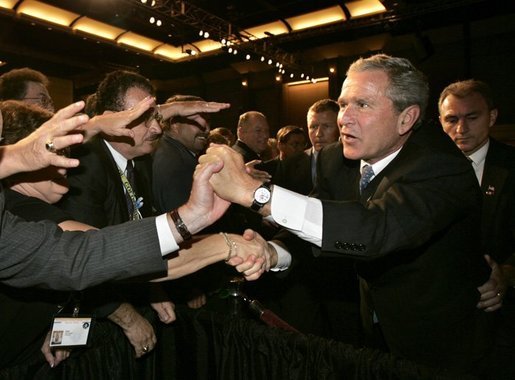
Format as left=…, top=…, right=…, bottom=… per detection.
left=237, top=111, right=270, bottom=154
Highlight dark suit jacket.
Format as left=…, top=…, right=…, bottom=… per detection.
left=480, top=138, right=515, bottom=263
left=273, top=148, right=315, bottom=195
left=0, top=186, right=166, bottom=290
left=232, top=140, right=260, bottom=163
left=57, top=137, right=156, bottom=314
left=58, top=137, right=154, bottom=228
left=311, top=123, right=492, bottom=371
left=152, top=134, right=197, bottom=213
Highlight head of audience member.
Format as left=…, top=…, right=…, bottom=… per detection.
left=0, top=100, right=68, bottom=204
left=261, top=137, right=279, bottom=161
left=307, top=99, right=340, bottom=152
left=208, top=130, right=231, bottom=146
left=0, top=67, right=54, bottom=112
left=95, top=70, right=161, bottom=159
left=276, top=125, right=306, bottom=160
left=210, top=127, right=235, bottom=146
left=162, top=94, right=210, bottom=155
left=338, top=54, right=428, bottom=164
left=237, top=111, right=270, bottom=155
left=438, top=79, right=498, bottom=156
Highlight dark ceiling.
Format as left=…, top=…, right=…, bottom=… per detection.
left=1, top=0, right=514, bottom=88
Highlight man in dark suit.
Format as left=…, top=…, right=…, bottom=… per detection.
left=232, top=111, right=270, bottom=163
left=58, top=70, right=170, bottom=360
left=274, top=99, right=340, bottom=195
left=201, top=54, right=494, bottom=375
left=439, top=79, right=515, bottom=378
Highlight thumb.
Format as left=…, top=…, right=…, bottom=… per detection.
left=242, top=228, right=256, bottom=241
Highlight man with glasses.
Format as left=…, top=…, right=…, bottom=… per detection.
left=57, top=70, right=170, bottom=364
left=0, top=67, right=55, bottom=112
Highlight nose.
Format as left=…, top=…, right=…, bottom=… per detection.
left=455, top=118, right=468, bottom=134
left=149, top=119, right=163, bottom=135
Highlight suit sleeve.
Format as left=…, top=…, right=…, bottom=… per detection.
left=0, top=206, right=167, bottom=290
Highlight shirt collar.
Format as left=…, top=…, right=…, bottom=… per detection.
left=360, top=147, right=403, bottom=176
left=467, top=139, right=489, bottom=167
left=104, top=140, right=129, bottom=172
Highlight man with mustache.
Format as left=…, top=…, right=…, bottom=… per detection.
left=57, top=70, right=169, bottom=363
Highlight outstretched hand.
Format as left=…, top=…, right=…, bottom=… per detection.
left=0, top=101, right=87, bottom=178
left=225, top=229, right=275, bottom=281
left=158, top=100, right=230, bottom=121
left=80, top=95, right=155, bottom=140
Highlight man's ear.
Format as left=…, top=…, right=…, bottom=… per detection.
left=489, top=108, right=498, bottom=128
left=397, top=105, right=421, bottom=135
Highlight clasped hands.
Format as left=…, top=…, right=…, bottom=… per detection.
left=196, top=144, right=277, bottom=280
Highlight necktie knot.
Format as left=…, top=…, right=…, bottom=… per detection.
left=359, top=165, right=375, bottom=193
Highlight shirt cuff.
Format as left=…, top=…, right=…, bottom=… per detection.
left=268, top=241, right=291, bottom=271
left=155, top=213, right=179, bottom=256
left=271, top=185, right=323, bottom=247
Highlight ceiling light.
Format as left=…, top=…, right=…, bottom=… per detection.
left=203, top=31, right=209, bottom=38
left=149, top=16, right=155, bottom=24
left=286, top=5, right=346, bottom=31
left=17, top=0, right=80, bottom=27
left=267, top=59, right=273, bottom=65
left=156, top=20, right=162, bottom=27
left=0, top=0, right=18, bottom=9
left=241, top=79, right=248, bottom=87
left=346, top=0, right=387, bottom=19
left=243, top=21, right=289, bottom=40
left=245, top=54, right=251, bottom=60
left=329, top=66, right=336, bottom=73
left=117, top=31, right=162, bottom=52
left=73, top=17, right=125, bottom=40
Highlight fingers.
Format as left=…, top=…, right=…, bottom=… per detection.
left=156, top=301, right=176, bottom=324
left=53, top=349, right=71, bottom=367
left=235, top=255, right=266, bottom=281
left=52, top=101, right=86, bottom=120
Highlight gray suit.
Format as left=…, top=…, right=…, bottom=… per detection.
left=0, top=186, right=167, bottom=290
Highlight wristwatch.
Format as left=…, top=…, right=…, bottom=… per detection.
left=250, top=183, right=271, bottom=211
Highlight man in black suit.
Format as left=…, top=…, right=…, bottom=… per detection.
left=232, top=111, right=270, bottom=163
left=58, top=70, right=169, bottom=360
left=439, top=79, right=515, bottom=378
left=201, top=54, right=494, bottom=375
left=274, top=99, right=340, bottom=195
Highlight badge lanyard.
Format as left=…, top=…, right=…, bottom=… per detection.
left=118, top=166, right=143, bottom=221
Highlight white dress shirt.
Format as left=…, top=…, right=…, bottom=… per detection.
left=467, top=139, right=489, bottom=184
left=270, top=148, right=402, bottom=270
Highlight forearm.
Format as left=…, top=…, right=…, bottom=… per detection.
left=165, top=234, right=229, bottom=280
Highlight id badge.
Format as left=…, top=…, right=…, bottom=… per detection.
left=50, top=316, right=92, bottom=347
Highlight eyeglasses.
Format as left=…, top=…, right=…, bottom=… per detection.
left=23, top=94, right=54, bottom=110
left=128, top=106, right=163, bottom=129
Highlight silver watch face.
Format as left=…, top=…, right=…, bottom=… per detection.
left=254, top=187, right=271, bottom=204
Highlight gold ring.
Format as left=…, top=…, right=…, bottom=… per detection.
left=497, top=292, right=502, bottom=297
left=45, top=140, right=56, bottom=153
left=142, top=345, right=149, bottom=353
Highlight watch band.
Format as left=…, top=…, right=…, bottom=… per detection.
left=169, top=209, right=192, bottom=241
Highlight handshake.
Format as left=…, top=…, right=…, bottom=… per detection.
left=186, top=144, right=280, bottom=281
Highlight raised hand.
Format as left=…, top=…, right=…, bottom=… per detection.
left=80, top=95, right=155, bottom=140
left=157, top=100, right=230, bottom=121
left=0, top=101, right=87, bottom=178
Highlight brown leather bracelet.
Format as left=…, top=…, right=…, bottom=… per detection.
left=170, top=209, right=192, bottom=241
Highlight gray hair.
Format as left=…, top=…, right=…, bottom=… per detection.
left=348, top=54, right=429, bottom=129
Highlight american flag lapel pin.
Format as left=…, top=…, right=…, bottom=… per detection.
left=485, top=185, right=495, bottom=196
